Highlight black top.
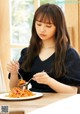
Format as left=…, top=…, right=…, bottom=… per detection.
left=8, top=47, right=80, bottom=93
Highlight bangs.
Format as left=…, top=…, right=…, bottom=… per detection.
left=36, top=13, right=54, bottom=24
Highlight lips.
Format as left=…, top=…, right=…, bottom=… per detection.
left=39, top=34, right=46, bottom=37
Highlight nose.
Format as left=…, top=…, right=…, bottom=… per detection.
left=40, top=25, right=46, bottom=32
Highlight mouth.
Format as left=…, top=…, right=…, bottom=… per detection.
left=39, top=34, right=46, bottom=37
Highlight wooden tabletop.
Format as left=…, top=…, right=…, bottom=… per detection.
left=0, top=92, right=74, bottom=114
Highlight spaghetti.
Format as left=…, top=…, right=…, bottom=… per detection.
left=18, top=79, right=26, bottom=86
left=8, top=79, right=34, bottom=98
left=8, top=87, right=34, bottom=98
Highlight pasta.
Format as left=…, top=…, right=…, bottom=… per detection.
left=8, top=79, right=34, bottom=98
left=8, top=87, right=34, bottom=98
left=18, top=79, right=26, bottom=86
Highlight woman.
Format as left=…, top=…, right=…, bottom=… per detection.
left=7, top=3, right=80, bottom=93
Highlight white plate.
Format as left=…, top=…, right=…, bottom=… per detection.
left=0, top=92, right=43, bottom=100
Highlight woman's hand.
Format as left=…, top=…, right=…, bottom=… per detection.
left=7, top=60, right=19, bottom=75
left=33, top=71, right=50, bottom=85
left=7, top=60, right=20, bottom=89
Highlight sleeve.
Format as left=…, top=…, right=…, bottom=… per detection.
left=8, top=47, right=27, bottom=79
left=59, top=48, right=80, bottom=91
left=18, top=47, right=28, bottom=65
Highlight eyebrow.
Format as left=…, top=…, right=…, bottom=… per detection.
left=36, top=20, right=53, bottom=24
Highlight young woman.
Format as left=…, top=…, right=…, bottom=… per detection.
left=7, top=3, right=80, bottom=94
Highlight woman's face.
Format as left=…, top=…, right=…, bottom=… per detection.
left=35, top=19, right=56, bottom=41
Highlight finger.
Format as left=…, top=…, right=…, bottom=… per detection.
left=13, top=60, right=19, bottom=69
left=7, top=65, right=16, bottom=72
left=7, top=62, right=18, bottom=73
left=10, top=61, right=19, bottom=70
left=10, top=61, right=16, bottom=67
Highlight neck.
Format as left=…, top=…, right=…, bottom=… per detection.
left=42, top=39, right=55, bottom=49
left=42, top=46, right=55, bottom=49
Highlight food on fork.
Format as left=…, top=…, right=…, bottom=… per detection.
left=18, top=79, right=26, bottom=86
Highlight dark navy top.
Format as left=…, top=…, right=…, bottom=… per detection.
left=9, top=47, right=80, bottom=93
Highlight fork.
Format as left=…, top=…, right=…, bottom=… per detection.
left=17, top=73, right=32, bottom=90
left=17, top=71, right=23, bottom=79
left=13, top=60, right=23, bottom=79
left=22, top=77, right=33, bottom=89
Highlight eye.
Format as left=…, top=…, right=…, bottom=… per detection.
left=46, top=24, right=52, bottom=28
left=36, top=22, right=42, bottom=26
left=37, top=23, right=42, bottom=26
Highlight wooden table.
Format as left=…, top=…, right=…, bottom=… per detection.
left=0, top=93, right=74, bottom=114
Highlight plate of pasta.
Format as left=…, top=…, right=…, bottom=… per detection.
left=0, top=87, right=43, bottom=100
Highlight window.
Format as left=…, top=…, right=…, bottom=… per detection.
left=40, top=0, right=65, bottom=11
left=10, top=0, right=34, bottom=60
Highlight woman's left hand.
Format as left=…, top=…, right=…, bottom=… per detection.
left=33, top=71, right=50, bottom=85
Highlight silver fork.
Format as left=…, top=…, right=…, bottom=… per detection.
left=13, top=60, right=23, bottom=79
left=17, top=71, right=23, bottom=79
left=17, top=71, right=33, bottom=89
left=22, top=78, right=33, bottom=89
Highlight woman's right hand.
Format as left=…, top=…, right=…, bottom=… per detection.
left=7, top=60, right=20, bottom=89
left=7, top=60, right=19, bottom=75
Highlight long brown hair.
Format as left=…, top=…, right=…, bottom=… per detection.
left=21, top=3, right=70, bottom=78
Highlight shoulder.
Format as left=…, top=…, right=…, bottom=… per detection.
left=19, top=47, right=28, bottom=63
left=20, top=47, right=28, bottom=55
left=66, top=47, right=80, bottom=60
